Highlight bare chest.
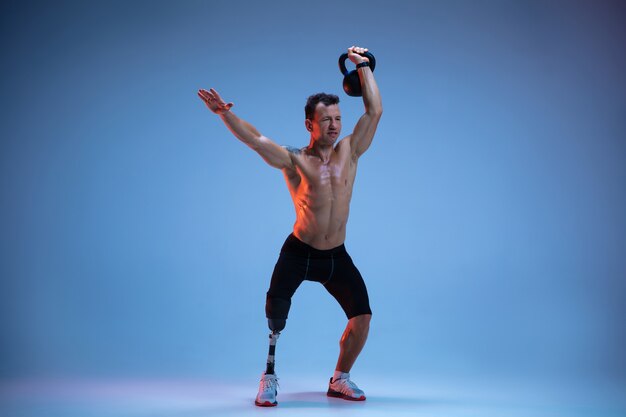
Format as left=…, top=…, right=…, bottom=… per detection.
left=289, top=153, right=357, bottom=206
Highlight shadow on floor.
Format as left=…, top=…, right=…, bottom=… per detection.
left=261, top=391, right=460, bottom=409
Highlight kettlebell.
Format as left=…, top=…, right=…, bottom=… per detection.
left=338, top=51, right=376, bottom=97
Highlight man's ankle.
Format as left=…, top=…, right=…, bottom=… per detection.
left=332, top=370, right=350, bottom=382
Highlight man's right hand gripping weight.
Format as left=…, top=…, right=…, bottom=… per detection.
left=198, top=45, right=382, bottom=407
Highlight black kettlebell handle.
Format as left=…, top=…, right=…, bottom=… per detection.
left=338, top=51, right=376, bottom=75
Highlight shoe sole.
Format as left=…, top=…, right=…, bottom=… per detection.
left=255, top=400, right=277, bottom=407
left=327, top=389, right=366, bottom=401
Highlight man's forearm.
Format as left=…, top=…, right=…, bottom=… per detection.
left=358, top=66, right=382, bottom=115
left=219, top=110, right=261, bottom=148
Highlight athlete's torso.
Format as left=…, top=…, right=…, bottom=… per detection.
left=284, top=138, right=358, bottom=250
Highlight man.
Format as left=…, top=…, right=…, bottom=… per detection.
left=198, top=45, right=382, bottom=407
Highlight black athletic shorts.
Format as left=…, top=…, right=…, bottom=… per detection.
left=265, top=233, right=372, bottom=320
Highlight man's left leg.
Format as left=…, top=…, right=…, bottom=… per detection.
left=335, top=314, right=371, bottom=373
left=326, top=314, right=371, bottom=401
left=323, top=253, right=372, bottom=401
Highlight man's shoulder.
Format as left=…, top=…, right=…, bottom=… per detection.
left=336, top=135, right=353, bottom=148
left=336, top=135, right=357, bottom=159
left=282, top=145, right=304, bottom=155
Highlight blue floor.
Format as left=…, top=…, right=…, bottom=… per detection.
left=2, top=373, right=625, bottom=417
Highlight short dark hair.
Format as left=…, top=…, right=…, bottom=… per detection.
left=304, top=93, right=340, bottom=120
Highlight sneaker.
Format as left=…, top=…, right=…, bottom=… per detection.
left=327, top=374, right=366, bottom=401
left=255, top=373, right=279, bottom=407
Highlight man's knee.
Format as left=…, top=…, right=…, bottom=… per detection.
left=266, top=295, right=291, bottom=332
left=268, top=318, right=286, bottom=332
left=349, top=314, right=371, bottom=333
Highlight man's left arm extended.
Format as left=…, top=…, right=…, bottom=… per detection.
left=349, top=47, right=383, bottom=159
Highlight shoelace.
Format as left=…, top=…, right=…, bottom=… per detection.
left=335, top=377, right=360, bottom=393
left=261, top=376, right=279, bottom=391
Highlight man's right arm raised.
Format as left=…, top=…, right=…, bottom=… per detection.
left=198, top=88, right=295, bottom=172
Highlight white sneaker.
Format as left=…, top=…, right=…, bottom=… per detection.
left=327, top=374, right=366, bottom=401
left=255, top=373, right=279, bottom=407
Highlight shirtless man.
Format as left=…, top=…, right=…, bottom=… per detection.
left=198, top=46, right=382, bottom=407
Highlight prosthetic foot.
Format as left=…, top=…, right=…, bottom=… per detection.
left=255, top=372, right=279, bottom=407
left=255, top=328, right=281, bottom=407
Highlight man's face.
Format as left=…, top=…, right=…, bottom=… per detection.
left=307, top=103, right=342, bottom=144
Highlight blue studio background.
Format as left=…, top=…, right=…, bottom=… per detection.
left=1, top=0, right=625, bottom=386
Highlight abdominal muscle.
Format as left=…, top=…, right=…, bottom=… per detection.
left=287, top=151, right=356, bottom=250
left=292, top=192, right=351, bottom=249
